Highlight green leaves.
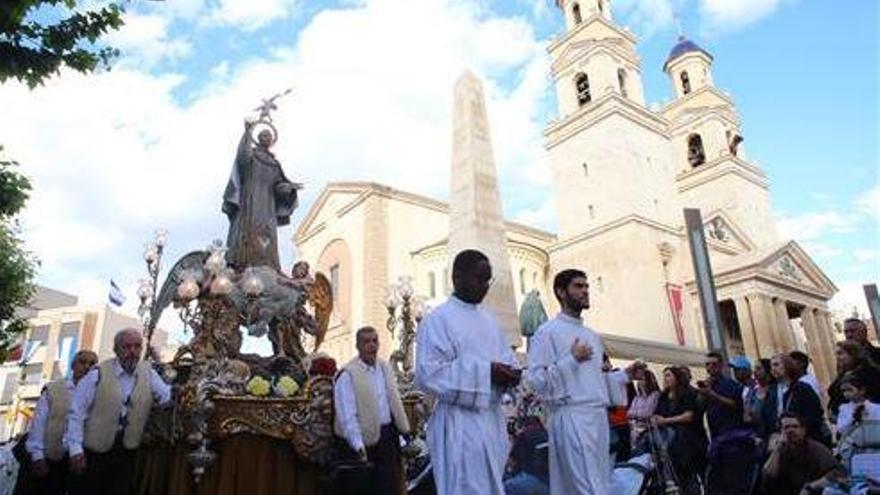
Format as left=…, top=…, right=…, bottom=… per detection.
left=0, top=153, right=37, bottom=352
left=0, top=149, right=31, bottom=218
left=0, top=0, right=126, bottom=88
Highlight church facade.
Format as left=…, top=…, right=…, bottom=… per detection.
left=295, top=0, right=838, bottom=382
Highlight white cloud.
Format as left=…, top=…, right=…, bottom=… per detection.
left=699, top=0, right=791, bottom=34
left=854, top=249, right=880, bottom=263
left=2, top=0, right=550, bottom=312
left=104, top=13, right=192, bottom=68
left=613, top=0, right=681, bottom=38
left=854, top=184, right=880, bottom=222
left=830, top=281, right=871, bottom=320
left=776, top=211, right=856, bottom=242
left=208, top=0, right=298, bottom=30
left=514, top=198, right=556, bottom=230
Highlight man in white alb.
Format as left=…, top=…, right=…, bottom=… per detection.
left=334, top=326, right=410, bottom=495
left=415, top=249, right=521, bottom=495
left=526, top=269, right=630, bottom=495
left=66, top=328, right=171, bottom=495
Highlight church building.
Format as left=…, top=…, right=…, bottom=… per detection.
left=294, top=0, right=838, bottom=383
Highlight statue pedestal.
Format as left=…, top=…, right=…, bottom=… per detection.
left=208, top=391, right=333, bottom=462
left=135, top=434, right=329, bottom=495
left=136, top=375, right=336, bottom=494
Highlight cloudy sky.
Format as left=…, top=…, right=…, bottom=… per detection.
left=1, top=0, right=877, bottom=345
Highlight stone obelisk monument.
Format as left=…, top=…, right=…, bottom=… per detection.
left=448, top=70, right=520, bottom=345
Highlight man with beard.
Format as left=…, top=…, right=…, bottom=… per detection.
left=415, top=249, right=520, bottom=495
left=19, top=350, right=97, bottom=495
left=525, top=269, right=631, bottom=494
left=66, top=329, right=171, bottom=495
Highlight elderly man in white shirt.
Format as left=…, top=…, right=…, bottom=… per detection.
left=525, top=269, right=634, bottom=495
left=20, top=349, right=97, bottom=495
left=334, top=326, right=410, bottom=495
left=66, top=328, right=171, bottom=495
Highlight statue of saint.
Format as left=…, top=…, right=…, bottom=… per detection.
left=222, top=119, right=301, bottom=271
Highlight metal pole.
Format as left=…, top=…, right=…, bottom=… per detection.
left=683, top=208, right=728, bottom=365
left=864, top=284, right=880, bottom=342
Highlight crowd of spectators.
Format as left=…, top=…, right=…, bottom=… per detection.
left=502, top=317, right=880, bottom=495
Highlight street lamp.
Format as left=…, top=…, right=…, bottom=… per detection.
left=139, top=229, right=167, bottom=353
left=385, top=276, right=427, bottom=391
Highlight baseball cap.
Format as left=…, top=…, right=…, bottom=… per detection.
left=729, top=355, right=752, bottom=370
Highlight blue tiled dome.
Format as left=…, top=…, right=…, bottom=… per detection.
left=664, top=36, right=713, bottom=70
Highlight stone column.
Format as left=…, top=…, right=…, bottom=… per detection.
left=815, top=310, right=838, bottom=382
left=772, top=298, right=796, bottom=352
left=800, top=308, right=829, bottom=386
left=745, top=294, right=779, bottom=357
left=734, top=297, right=759, bottom=358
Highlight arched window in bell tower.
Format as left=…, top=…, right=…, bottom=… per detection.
left=598, top=0, right=605, bottom=16
left=572, top=3, right=582, bottom=25
left=575, top=72, right=591, bottom=106
left=687, top=134, right=706, bottom=167
left=680, top=71, right=692, bottom=95
left=617, top=68, right=628, bottom=98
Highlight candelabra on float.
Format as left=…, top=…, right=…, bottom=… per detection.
left=384, top=276, right=426, bottom=393
left=136, top=228, right=167, bottom=358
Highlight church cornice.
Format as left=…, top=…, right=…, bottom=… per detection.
left=549, top=213, right=743, bottom=257
left=660, top=86, right=737, bottom=117
left=296, top=181, right=557, bottom=245
left=666, top=107, right=741, bottom=135
left=548, top=214, right=677, bottom=252
left=547, top=15, right=638, bottom=54
left=684, top=240, right=839, bottom=301
left=545, top=93, right=669, bottom=148
left=410, top=237, right=550, bottom=265
left=676, top=156, right=768, bottom=192
left=550, top=40, right=641, bottom=77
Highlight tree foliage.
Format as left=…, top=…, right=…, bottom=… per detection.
left=0, top=149, right=38, bottom=352
left=0, top=0, right=125, bottom=88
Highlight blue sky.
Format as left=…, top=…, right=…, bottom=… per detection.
left=1, top=0, right=877, bottom=342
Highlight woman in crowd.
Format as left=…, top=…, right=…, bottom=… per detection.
left=650, top=366, right=707, bottom=495
left=627, top=369, right=660, bottom=448
left=744, top=358, right=776, bottom=440
left=778, top=354, right=830, bottom=446
left=827, top=340, right=880, bottom=422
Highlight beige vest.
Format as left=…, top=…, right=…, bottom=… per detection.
left=43, top=380, right=72, bottom=461
left=334, top=358, right=410, bottom=447
left=83, top=359, right=154, bottom=452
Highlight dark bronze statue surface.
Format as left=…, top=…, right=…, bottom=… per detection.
left=222, top=119, right=300, bottom=271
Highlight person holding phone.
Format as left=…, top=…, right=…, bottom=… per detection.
left=415, top=250, right=520, bottom=495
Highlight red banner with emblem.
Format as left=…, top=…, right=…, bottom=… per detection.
left=666, top=283, right=685, bottom=345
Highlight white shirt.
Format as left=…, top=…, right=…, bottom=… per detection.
left=836, top=401, right=880, bottom=433
left=333, top=358, right=392, bottom=452
left=66, top=359, right=171, bottom=456
left=25, top=379, right=75, bottom=461
left=526, top=313, right=608, bottom=408
left=776, top=382, right=788, bottom=417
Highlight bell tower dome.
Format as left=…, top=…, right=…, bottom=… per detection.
left=664, top=36, right=715, bottom=99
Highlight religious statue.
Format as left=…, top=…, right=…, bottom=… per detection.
left=222, top=106, right=301, bottom=271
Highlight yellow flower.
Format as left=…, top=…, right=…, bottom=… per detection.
left=246, top=376, right=271, bottom=397
left=275, top=376, right=300, bottom=397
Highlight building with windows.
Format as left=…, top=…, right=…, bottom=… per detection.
left=0, top=287, right=167, bottom=440
left=295, top=0, right=838, bottom=378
